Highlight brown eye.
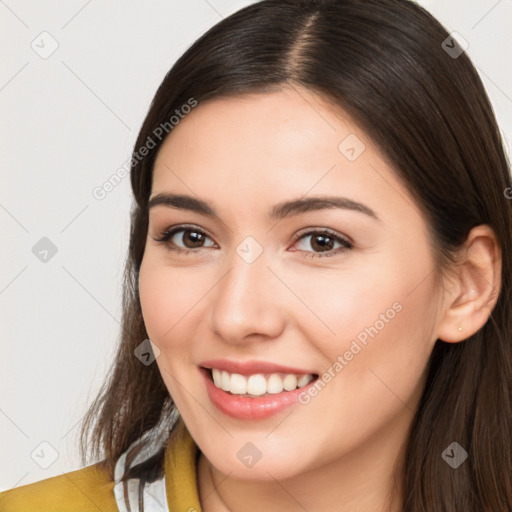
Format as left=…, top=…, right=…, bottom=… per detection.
left=292, top=229, right=352, bottom=258
left=176, top=229, right=207, bottom=248
left=153, top=225, right=216, bottom=253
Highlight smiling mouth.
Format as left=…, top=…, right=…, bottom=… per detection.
left=206, top=368, right=319, bottom=397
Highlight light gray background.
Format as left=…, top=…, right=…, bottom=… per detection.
left=1, top=0, right=511, bottom=491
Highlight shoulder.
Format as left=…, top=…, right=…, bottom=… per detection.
left=0, top=461, right=117, bottom=512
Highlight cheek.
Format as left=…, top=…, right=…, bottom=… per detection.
left=285, top=263, right=419, bottom=350
left=138, top=261, right=203, bottom=403
left=138, top=259, right=204, bottom=347
left=300, top=252, right=437, bottom=394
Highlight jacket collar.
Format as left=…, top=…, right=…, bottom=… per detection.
left=113, top=416, right=201, bottom=511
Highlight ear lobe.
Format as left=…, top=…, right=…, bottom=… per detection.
left=436, top=225, right=501, bottom=343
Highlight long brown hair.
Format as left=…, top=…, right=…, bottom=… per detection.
left=79, top=0, right=512, bottom=509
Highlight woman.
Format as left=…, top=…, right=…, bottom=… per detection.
left=1, top=0, right=510, bottom=510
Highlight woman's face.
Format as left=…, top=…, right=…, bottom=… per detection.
left=138, top=87, right=445, bottom=481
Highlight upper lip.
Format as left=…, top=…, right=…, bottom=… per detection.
left=200, top=359, right=317, bottom=376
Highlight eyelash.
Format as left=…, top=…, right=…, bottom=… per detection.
left=152, top=224, right=353, bottom=258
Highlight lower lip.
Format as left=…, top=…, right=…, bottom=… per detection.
left=200, top=368, right=317, bottom=420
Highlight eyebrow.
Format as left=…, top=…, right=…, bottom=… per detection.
left=148, top=193, right=379, bottom=221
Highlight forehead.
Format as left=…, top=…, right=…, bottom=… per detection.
left=150, top=87, right=420, bottom=224
left=154, top=88, right=360, bottom=168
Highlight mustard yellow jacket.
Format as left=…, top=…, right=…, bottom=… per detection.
left=0, top=421, right=202, bottom=511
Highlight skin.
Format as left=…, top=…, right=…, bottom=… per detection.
left=138, top=86, right=501, bottom=512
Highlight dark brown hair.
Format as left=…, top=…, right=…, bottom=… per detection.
left=79, top=0, right=512, bottom=509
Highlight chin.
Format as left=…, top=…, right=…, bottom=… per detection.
left=204, top=442, right=314, bottom=481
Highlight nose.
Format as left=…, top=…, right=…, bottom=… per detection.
left=209, top=247, right=286, bottom=344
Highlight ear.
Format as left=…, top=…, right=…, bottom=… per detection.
left=436, top=225, right=502, bottom=343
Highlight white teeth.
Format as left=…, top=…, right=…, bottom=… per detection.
left=212, top=368, right=222, bottom=387
left=297, top=374, right=314, bottom=387
left=267, top=374, right=283, bottom=394
left=209, top=369, right=315, bottom=396
left=282, top=374, right=297, bottom=391
left=230, top=373, right=247, bottom=394
left=247, top=374, right=267, bottom=396
left=221, top=371, right=231, bottom=391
